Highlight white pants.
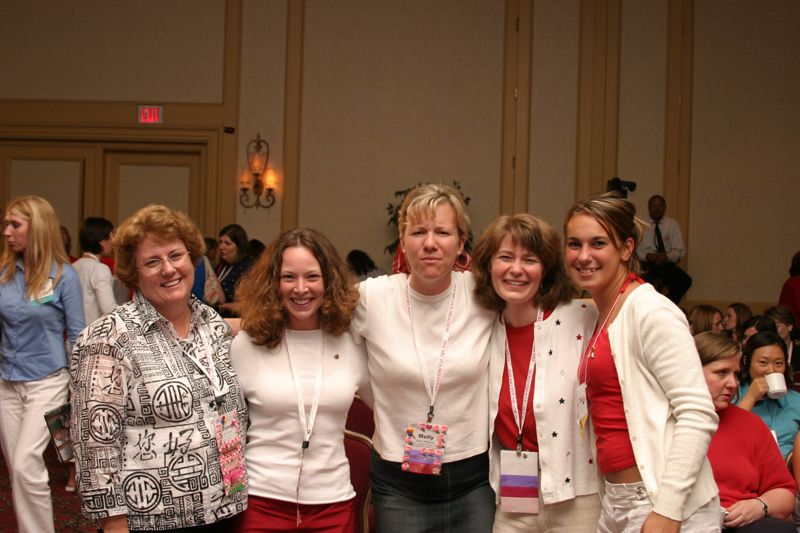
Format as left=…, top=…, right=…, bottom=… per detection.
left=597, top=480, right=722, bottom=533
left=494, top=492, right=602, bottom=533
left=0, top=369, right=70, bottom=533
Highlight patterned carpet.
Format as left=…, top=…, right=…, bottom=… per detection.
left=0, top=444, right=95, bottom=532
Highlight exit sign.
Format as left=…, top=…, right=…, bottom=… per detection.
left=138, top=105, right=164, bottom=125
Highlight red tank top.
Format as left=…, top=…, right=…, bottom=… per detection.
left=578, top=274, right=640, bottom=474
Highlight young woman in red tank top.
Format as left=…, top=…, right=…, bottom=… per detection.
left=564, top=193, right=721, bottom=533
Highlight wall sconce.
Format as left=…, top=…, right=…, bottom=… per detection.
left=240, top=133, right=276, bottom=208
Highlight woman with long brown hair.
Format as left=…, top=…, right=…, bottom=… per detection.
left=564, top=192, right=719, bottom=532
left=230, top=227, right=370, bottom=532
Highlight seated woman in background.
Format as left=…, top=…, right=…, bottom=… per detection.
left=722, top=303, right=753, bottom=343
left=230, top=227, right=371, bottom=532
left=764, top=305, right=797, bottom=368
left=740, top=315, right=778, bottom=346
left=737, top=331, right=800, bottom=458
left=688, top=304, right=724, bottom=334
left=471, top=214, right=600, bottom=532
left=695, top=331, right=795, bottom=532
left=216, top=223, right=254, bottom=317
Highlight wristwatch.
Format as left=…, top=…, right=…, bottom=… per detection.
left=756, top=497, right=768, bottom=517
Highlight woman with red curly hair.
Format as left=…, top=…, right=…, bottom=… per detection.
left=230, top=227, right=371, bottom=532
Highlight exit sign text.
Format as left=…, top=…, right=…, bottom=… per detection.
left=138, top=105, right=164, bottom=125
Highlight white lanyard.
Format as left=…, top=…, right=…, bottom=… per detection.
left=285, top=330, right=325, bottom=527
left=503, top=307, right=544, bottom=453
left=285, top=330, right=325, bottom=450
left=175, top=327, right=224, bottom=398
left=405, top=277, right=457, bottom=423
left=217, top=263, right=234, bottom=283
left=160, top=320, right=225, bottom=403
left=579, top=274, right=635, bottom=384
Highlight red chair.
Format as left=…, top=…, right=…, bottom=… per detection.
left=344, top=429, right=375, bottom=533
left=346, top=395, right=375, bottom=438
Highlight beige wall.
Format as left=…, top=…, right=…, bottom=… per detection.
left=528, top=0, right=581, bottom=230
left=236, top=0, right=287, bottom=246
left=0, top=1, right=225, bottom=103
left=617, top=0, right=667, bottom=218
left=1, top=0, right=798, bottom=306
left=688, top=0, right=800, bottom=304
left=298, top=0, right=504, bottom=272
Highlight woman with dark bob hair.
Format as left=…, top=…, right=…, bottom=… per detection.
left=216, top=223, right=253, bottom=317
left=230, top=227, right=370, bottom=531
left=71, top=204, right=248, bottom=532
left=564, top=192, right=719, bottom=532
left=737, top=330, right=800, bottom=458
left=695, top=332, right=795, bottom=532
left=471, top=214, right=601, bottom=532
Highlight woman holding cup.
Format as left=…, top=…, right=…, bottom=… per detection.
left=737, top=330, right=800, bottom=458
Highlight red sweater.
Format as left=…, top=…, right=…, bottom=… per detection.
left=707, top=405, right=796, bottom=509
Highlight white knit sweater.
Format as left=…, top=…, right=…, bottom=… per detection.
left=606, top=283, right=718, bottom=520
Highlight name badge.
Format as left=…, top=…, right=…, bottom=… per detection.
left=499, top=450, right=539, bottom=513
left=401, top=422, right=447, bottom=475
left=31, top=279, right=55, bottom=305
left=215, top=410, right=246, bottom=496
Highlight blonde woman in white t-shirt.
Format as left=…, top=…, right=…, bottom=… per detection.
left=351, top=183, right=495, bottom=532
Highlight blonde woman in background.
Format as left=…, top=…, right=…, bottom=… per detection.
left=0, top=195, right=85, bottom=533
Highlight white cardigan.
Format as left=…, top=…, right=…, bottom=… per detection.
left=488, top=299, right=599, bottom=505
left=606, top=283, right=718, bottom=521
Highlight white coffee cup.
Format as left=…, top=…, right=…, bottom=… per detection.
left=765, top=372, right=788, bottom=399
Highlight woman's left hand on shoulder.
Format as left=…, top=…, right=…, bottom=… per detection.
left=640, top=512, right=680, bottom=533
left=722, top=499, right=763, bottom=528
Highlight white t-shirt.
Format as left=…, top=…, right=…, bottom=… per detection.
left=72, top=254, right=119, bottom=324
left=351, top=272, right=494, bottom=462
left=230, top=329, right=370, bottom=504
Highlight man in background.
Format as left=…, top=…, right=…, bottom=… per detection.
left=637, top=194, right=692, bottom=304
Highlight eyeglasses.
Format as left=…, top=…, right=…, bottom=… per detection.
left=138, top=250, right=190, bottom=272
